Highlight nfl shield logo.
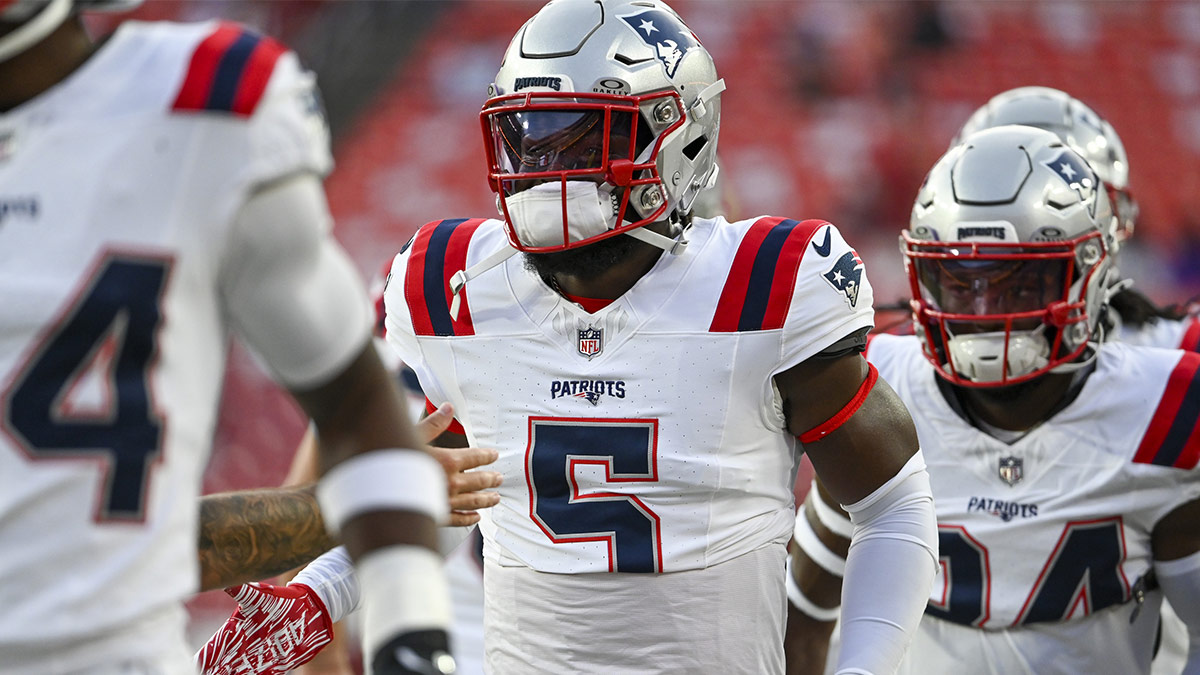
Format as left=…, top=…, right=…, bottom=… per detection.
left=578, top=327, right=603, bottom=359
left=998, top=456, right=1023, bottom=487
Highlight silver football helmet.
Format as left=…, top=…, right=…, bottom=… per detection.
left=904, top=125, right=1119, bottom=387
left=0, top=0, right=142, bottom=62
left=480, top=0, right=723, bottom=254
left=955, top=86, right=1137, bottom=242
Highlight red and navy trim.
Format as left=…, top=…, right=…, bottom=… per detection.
left=1133, top=352, right=1200, bottom=469
left=172, top=22, right=287, bottom=116
left=425, top=398, right=466, bottom=436
left=1179, top=317, right=1200, bottom=353
left=404, top=218, right=485, bottom=337
left=710, top=218, right=826, bottom=332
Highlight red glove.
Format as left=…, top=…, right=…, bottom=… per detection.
left=195, top=581, right=335, bottom=675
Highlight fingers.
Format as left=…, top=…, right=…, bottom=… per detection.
left=447, top=511, right=482, bottom=527
left=450, top=490, right=501, bottom=512
left=447, top=466, right=503, bottom=496
left=436, top=446, right=500, bottom=473
left=416, top=401, right=455, bottom=443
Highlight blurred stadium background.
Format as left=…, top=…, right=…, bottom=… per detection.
left=89, top=0, right=1200, bottom=645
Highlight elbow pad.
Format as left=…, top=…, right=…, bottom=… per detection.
left=834, top=451, right=938, bottom=675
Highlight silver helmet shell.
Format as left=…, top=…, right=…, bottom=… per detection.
left=904, top=124, right=1119, bottom=387
left=481, top=0, right=722, bottom=253
left=955, top=86, right=1137, bottom=241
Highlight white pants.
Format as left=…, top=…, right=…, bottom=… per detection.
left=484, top=543, right=788, bottom=674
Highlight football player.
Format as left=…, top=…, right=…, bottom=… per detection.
left=784, top=125, right=1200, bottom=674
left=0, top=2, right=492, bottom=673
left=196, top=0, right=940, bottom=673
left=954, top=86, right=1200, bottom=354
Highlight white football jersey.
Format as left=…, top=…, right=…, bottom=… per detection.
left=385, top=214, right=874, bottom=670
left=1116, top=314, right=1200, bottom=353
left=867, top=335, right=1200, bottom=674
left=0, top=20, right=366, bottom=674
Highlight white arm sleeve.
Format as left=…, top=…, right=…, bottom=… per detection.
left=1156, top=549, right=1200, bottom=674
left=220, top=173, right=372, bottom=390
left=834, top=451, right=938, bottom=675
left=292, top=546, right=360, bottom=623
left=291, top=526, right=478, bottom=624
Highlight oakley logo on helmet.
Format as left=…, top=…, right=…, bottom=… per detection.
left=620, top=9, right=700, bottom=79
left=823, top=250, right=864, bottom=309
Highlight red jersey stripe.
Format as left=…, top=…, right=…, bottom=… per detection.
left=1134, top=352, right=1200, bottom=465
left=425, top=398, right=466, bottom=436
left=230, top=37, right=287, bottom=116
left=440, top=219, right=485, bottom=337
left=761, top=220, right=826, bottom=330
left=172, top=23, right=242, bottom=112
left=1179, top=318, right=1200, bottom=353
left=710, top=217, right=786, bottom=332
left=404, top=225, right=438, bottom=336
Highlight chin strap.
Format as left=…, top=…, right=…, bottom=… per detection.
left=448, top=243, right=518, bottom=320
left=625, top=224, right=689, bottom=255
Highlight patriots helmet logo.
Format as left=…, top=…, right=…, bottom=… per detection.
left=1043, top=151, right=1098, bottom=213
left=620, top=8, right=701, bottom=79
left=823, top=250, right=864, bottom=308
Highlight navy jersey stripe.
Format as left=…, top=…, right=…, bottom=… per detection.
left=738, top=219, right=799, bottom=331
left=205, top=32, right=262, bottom=112
left=1152, top=369, right=1200, bottom=467
left=421, top=219, right=466, bottom=337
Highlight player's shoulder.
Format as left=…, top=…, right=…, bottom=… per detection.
left=385, top=218, right=504, bottom=339
left=78, top=20, right=294, bottom=119
left=704, top=215, right=866, bottom=328
left=1093, top=343, right=1200, bottom=470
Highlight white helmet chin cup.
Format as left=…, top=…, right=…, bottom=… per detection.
left=504, top=181, right=618, bottom=249
left=947, top=331, right=1050, bottom=384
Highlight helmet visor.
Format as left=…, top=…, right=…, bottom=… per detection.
left=909, top=247, right=1074, bottom=327
left=488, top=105, right=642, bottom=196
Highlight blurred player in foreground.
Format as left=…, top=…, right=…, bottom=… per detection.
left=0, top=1, right=488, bottom=673
left=785, top=125, right=1200, bottom=674
left=195, top=0, right=940, bottom=672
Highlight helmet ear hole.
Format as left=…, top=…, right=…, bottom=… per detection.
left=681, top=135, right=708, bottom=161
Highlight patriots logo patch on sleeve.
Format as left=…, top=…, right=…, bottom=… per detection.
left=823, top=250, right=863, bottom=308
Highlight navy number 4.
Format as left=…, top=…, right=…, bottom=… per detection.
left=928, top=518, right=1128, bottom=627
left=2, top=254, right=171, bottom=522
left=526, top=417, right=662, bottom=572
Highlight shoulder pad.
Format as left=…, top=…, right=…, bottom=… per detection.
left=402, top=218, right=487, bottom=337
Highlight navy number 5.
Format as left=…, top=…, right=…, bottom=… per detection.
left=526, top=416, right=662, bottom=572
left=2, top=254, right=171, bottom=522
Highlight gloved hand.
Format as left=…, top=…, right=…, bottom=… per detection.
left=195, top=581, right=334, bottom=675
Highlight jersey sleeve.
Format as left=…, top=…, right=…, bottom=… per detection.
left=778, top=221, right=875, bottom=371
left=241, top=49, right=333, bottom=186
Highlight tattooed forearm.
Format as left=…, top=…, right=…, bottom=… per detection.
left=197, top=484, right=337, bottom=591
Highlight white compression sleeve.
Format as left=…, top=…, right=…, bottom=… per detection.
left=834, top=451, right=938, bottom=675
left=292, top=546, right=359, bottom=623
left=220, top=173, right=372, bottom=390
left=289, top=528, right=478, bottom=626
left=1156, top=549, right=1200, bottom=675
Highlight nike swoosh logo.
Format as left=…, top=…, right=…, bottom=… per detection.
left=812, top=226, right=832, bottom=256
left=394, top=646, right=457, bottom=675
